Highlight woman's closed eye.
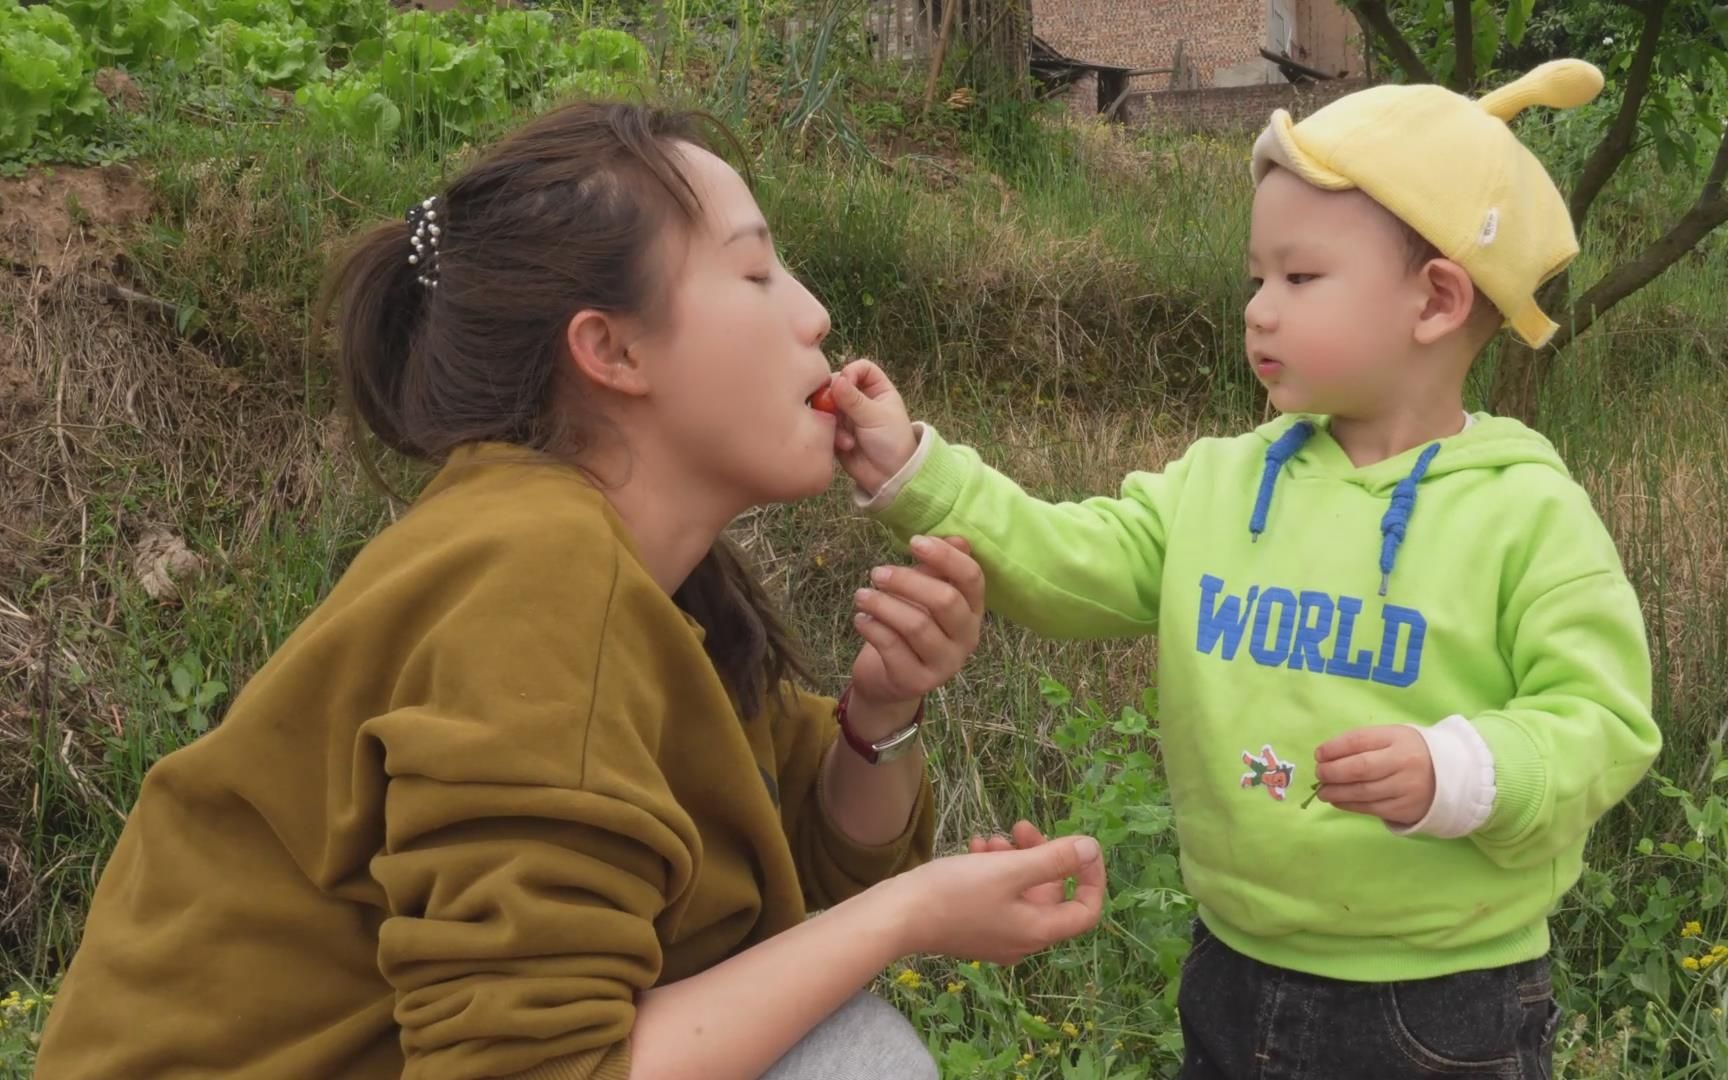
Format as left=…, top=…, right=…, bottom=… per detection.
left=1286, top=273, right=1318, bottom=285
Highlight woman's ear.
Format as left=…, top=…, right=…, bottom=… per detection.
left=565, top=310, right=651, bottom=397
left=1412, top=258, right=1479, bottom=347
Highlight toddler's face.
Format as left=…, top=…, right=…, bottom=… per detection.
left=1244, top=167, right=1429, bottom=417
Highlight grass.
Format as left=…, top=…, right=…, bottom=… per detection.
left=4, top=13, right=1728, bottom=1076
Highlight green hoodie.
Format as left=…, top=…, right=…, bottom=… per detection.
left=872, top=412, right=1659, bottom=981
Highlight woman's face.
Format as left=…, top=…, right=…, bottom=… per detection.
left=616, top=143, right=838, bottom=514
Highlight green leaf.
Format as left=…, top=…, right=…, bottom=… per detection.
left=1039, top=676, right=1073, bottom=709
left=1712, top=6, right=1728, bottom=48
left=171, top=663, right=194, bottom=701
left=1503, top=0, right=1533, bottom=47
left=1017, top=1011, right=1057, bottom=1040
left=196, top=680, right=228, bottom=707
left=0, top=3, right=108, bottom=158
left=1112, top=707, right=1149, bottom=736
left=1472, top=1, right=1500, bottom=83
left=176, top=303, right=204, bottom=337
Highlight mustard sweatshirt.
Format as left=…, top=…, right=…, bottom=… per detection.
left=35, top=443, right=935, bottom=1080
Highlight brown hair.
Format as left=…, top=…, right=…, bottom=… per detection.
left=318, top=100, right=808, bottom=717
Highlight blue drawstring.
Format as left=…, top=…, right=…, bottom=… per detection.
left=1377, top=442, right=1441, bottom=596
left=1247, top=420, right=1441, bottom=597
left=1248, top=420, right=1315, bottom=541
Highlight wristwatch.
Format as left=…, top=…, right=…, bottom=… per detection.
left=835, top=685, right=924, bottom=765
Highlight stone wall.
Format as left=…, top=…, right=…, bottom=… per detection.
left=1131, top=75, right=1371, bottom=131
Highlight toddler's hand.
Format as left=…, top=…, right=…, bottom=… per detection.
left=1313, top=726, right=1435, bottom=828
left=829, top=358, right=918, bottom=497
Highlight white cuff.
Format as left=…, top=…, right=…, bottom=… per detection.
left=1388, top=715, right=1497, bottom=839
left=852, top=422, right=935, bottom=513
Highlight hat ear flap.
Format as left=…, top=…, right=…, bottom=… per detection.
left=1478, top=59, right=1604, bottom=122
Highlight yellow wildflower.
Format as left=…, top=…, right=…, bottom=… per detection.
left=1085, top=1020, right=1096, bottom=1032
left=1044, top=1041, right=1061, bottom=1057
left=1683, top=956, right=1702, bottom=971
left=1683, top=920, right=1703, bottom=938
left=894, top=969, right=923, bottom=990
left=1061, top=1021, right=1080, bottom=1038
left=1715, top=1007, right=1725, bottom=1019
left=1703, top=954, right=1721, bottom=970
left=968, top=960, right=981, bottom=970
left=1712, top=944, right=1728, bottom=958
left=1112, top=1040, right=1125, bottom=1052
left=1018, top=1053, right=1036, bottom=1065
left=946, top=981, right=965, bottom=994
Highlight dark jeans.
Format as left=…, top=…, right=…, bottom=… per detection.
left=1177, top=918, right=1562, bottom=1080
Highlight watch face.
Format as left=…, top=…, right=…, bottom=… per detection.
left=871, top=724, right=921, bottom=763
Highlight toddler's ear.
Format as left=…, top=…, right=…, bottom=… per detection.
left=1412, top=258, right=1478, bottom=347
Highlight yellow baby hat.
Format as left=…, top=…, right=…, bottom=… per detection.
left=1250, top=60, right=1604, bottom=347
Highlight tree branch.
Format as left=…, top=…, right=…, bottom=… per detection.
left=1548, top=124, right=1728, bottom=352
left=1704, top=114, right=1728, bottom=200
left=1568, top=0, right=1668, bottom=232
left=1452, top=0, right=1475, bottom=90
left=1350, top=1, right=1433, bottom=83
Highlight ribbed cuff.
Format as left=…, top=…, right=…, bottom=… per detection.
left=854, top=422, right=935, bottom=512
left=508, top=1045, right=632, bottom=1080
left=1388, top=715, right=1496, bottom=839
left=1470, top=713, right=1548, bottom=845
left=871, top=426, right=970, bottom=541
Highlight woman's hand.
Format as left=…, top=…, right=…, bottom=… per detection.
left=968, top=821, right=1071, bottom=906
left=883, top=823, right=1106, bottom=965
left=847, top=535, right=983, bottom=722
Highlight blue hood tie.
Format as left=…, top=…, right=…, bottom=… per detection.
left=1377, top=442, right=1441, bottom=596
left=1247, top=421, right=1442, bottom=597
left=1249, top=420, right=1315, bottom=542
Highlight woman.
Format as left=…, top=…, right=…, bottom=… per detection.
left=35, top=102, right=1105, bottom=1079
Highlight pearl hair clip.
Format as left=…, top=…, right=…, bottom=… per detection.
left=406, top=196, right=441, bottom=287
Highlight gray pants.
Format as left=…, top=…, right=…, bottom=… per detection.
left=759, top=991, right=938, bottom=1079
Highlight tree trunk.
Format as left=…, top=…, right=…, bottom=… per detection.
left=1488, top=341, right=1545, bottom=424
left=1451, top=0, right=1475, bottom=90
left=1350, top=0, right=1434, bottom=83
left=1567, top=0, right=1669, bottom=231
left=921, top=0, right=961, bottom=111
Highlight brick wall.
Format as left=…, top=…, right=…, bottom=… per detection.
left=1064, top=72, right=1100, bottom=119
left=1132, top=76, right=1371, bottom=132
left=1034, top=0, right=1269, bottom=93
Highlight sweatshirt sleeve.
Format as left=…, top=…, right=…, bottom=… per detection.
left=1467, top=484, right=1662, bottom=870
left=365, top=545, right=698, bottom=1080
left=769, top=687, right=936, bottom=910
left=867, top=424, right=1191, bottom=639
